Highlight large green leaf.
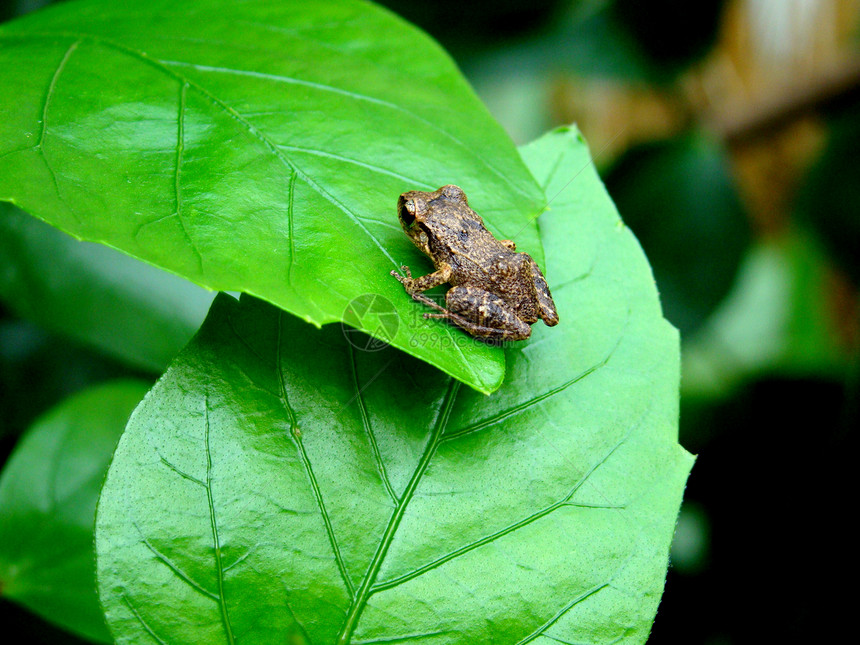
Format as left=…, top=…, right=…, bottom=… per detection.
left=0, top=0, right=546, bottom=394
left=96, top=127, right=692, bottom=643
left=0, top=201, right=213, bottom=372
left=0, top=379, right=151, bottom=642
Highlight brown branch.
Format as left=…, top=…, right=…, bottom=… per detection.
left=715, top=56, right=860, bottom=144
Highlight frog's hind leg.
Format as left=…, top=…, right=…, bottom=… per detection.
left=410, top=291, right=450, bottom=315
left=528, top=258, right=559, bottom=326
left=425, top=285, right=531, bottom=341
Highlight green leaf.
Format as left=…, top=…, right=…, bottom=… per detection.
left=0, top=201, right=213, bottom=372
left=0, top=0, right=547, bottom=394
left=0, top=379, right=151, bottom=643
left=96, top=127, right=692, bottom=644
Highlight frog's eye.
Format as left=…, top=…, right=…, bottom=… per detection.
left=441, top=185, right=466, bottom=202
left=399, top=198, right=417, bottom=226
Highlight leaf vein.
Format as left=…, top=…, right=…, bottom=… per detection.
left=173, top=80, right=203, bottom=271
left=159, top=455, right=207, bottom=489
left=348, top=343, right=398, bottom=504
left=537, top=149, right=567, bottom=194
left=159, top=59, right=402, bottom=107
left=158, top=59, right=533, bottom=202
left=31, top=39, right=80, bottom=223
left=371, top=430, right=629, bottom=594
left=145, top=55, right=398, bottom=265
left=6, top=31, right=399, bottom=267
left=514, top=583, right=609, bottom=645
left=336, top=379, right=461, bottom=644
left=351, top=629, right=454, bottom=644
left=277, top=144, right=435, bottom=189
left=203, top=394, right=237, bottom=644
left=37, top=40, right=78, bottom=148
left=138, top=531, right=219, bottom=602
left=121, top=593, right=168, bottom=644
left=286, top=169, right=296, bottom=284
left=276, top=313, right=356, bottom=597
left=443, top=336, right=621, bottom=443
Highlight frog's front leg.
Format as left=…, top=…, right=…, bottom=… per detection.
left=425, top=285, right=532, bottom=341
left=390, top=263, right=452, bottom=312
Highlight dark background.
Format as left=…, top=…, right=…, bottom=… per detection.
left=2, top=0, right=857, bottom=642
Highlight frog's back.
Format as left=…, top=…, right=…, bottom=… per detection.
left=429, top=209, right=509, bottom=267
left=450, top=246, right=530, bottom=294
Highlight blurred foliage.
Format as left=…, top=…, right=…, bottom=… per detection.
left=610, top=0, right=727, bottom=78
left=602, top=133, right=750, bottom=336
left=377, top=0, right=567, bottom=54
left=385, top=0, right=729, bottom=83
left=0, top=311, right=152, bottom=441
left=681, top=233, right=848, bottom=405
left=545, top=0, right=729, bottom=83
left=0, top=380, right=149, bottom=642
left=796, top=105, right=860, bottom=288
left=0, top=203, right=213, bottom=373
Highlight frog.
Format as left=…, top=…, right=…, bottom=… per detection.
left=391, top=184, right=559, bottom=341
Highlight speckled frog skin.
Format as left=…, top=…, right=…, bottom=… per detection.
left=391, top=184, right=559, bottom=341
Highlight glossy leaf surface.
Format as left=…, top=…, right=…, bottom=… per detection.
left=0, top=0, right=546, bottom=393
left=96, top=128, right=692, bottom=643
left=0, top=379, right=150, bottom=642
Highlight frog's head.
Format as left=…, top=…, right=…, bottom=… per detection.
left=397, top=189, right=433, bottom=255
left=398, top=185, right=469, bottom=256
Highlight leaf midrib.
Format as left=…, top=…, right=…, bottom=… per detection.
left=336, top=378, right=461, bottom=644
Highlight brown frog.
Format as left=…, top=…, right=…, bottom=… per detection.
left=391, top=184, right=559, bottom=341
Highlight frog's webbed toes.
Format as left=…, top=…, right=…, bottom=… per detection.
left=390, top=265, right=409, bottom=279
left=390, top=267, right=415, bottom=293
